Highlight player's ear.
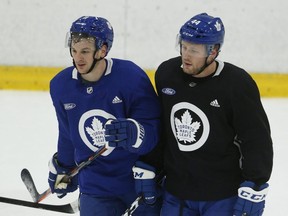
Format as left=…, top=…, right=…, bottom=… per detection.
left=99, top=45, right=108, bottom=58
left=208, top=44, right=220, bottom=59
left=94, top=45, right=107, bottom=59
left=211, top=45, right=219, bottom=56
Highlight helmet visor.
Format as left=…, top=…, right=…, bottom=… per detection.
left=65, top=32, right=96, bottom=48
left=176, top=34, right=214, bottom=57
left=65, top=32, right=71, bottom=48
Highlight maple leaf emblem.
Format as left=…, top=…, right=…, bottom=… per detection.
left=175, top=110, right=201, bottom=143
left=214, top=21, right=222, bottom=31
left=85, top=117, right=106, bottom=146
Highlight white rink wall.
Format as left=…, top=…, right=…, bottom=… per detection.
left=1, top=0, right=287, bottom=73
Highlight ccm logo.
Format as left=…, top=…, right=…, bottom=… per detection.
left=238, top=187, right=268, bottom=203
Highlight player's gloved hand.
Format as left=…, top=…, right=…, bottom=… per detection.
left=233, top=181, right=269, bottom=216
left=132, top=161, right=157, bottom=205
left=48, top=153, right=78, bottom=198
left=105, top=118, right=145, bottom=153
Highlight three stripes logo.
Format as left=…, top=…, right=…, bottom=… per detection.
left=112, top=96, right=122, bottom=104
left=210, top=99, right=220, bottom=107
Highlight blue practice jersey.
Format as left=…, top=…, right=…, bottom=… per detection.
left=50, top=58, right=160, bottom=196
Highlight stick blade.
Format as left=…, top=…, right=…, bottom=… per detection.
left=21, top=168, right=40, bottom=202
left=0, top=196, right=79, bottom=214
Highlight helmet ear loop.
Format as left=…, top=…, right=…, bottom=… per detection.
left=196, top=48, right=217, bottom=75
left=86, top=46, right=107, bottom=74
left=86, top=50, right=99, bottom=74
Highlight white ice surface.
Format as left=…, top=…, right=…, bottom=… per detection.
left=0, top=90, right=287, bottom=216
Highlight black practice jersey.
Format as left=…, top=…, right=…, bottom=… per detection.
left=154, top=56, right=273, bottom=201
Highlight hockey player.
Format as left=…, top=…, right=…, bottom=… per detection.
left=135, top=13, right=273, bottom=215
left=47, top=16, right=161, bottom=216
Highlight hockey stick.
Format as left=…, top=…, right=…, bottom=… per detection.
left=122, top=171, right=165, bottom=216
left=0, top=196, right=78, bottom=214
left=21, top=145, right=107, bottom=203
left=122, top=196, right=142, bottom=216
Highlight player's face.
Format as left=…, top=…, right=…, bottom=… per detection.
left=181, top=41, right=208, bottom=76
left=71, top=39, right=96, bottom=74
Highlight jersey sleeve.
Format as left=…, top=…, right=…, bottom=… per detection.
left=231, top=71, right=273, bottom=185
left=137, top=63, right=169, bottom=174
left=124, top=65, right=161, bottom=156
left=50, top=74, right=76, bottom=168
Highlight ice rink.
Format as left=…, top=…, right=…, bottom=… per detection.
left=0, top=90, right=287, bottom=216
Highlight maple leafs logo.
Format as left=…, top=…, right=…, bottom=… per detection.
left=85, top=117, right=106, bottom=146
left=175, top=110, right=201, bottom=143
left=214, top=21, right=222, bottom=31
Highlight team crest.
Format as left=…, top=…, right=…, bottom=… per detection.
left=171, top=102, right=210, bottom=151
left=78, top=109, right=116, bottom=155
left=85, top=117, right=106, bottom=145
left=175, top=110, right=201, bottom=143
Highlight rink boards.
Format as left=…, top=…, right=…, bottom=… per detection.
left=0, top=65, right=287, bottom=97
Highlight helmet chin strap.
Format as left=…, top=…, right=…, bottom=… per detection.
left=193, top=52, right=219, bottom=76
left=194, top=57, right=210, bottom=75
left=72, top=50, right=104, bottom=75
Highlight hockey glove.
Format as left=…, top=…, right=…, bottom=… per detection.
left=233, top=181, right=269, bottom=216
left=48, top=153, right=78, bottom=198
left=132, top=161, right=158, bottom=205
left=105, top=118, right=145, bottom=153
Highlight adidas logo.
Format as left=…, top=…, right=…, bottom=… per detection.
left=112, top=96, right=123, bottom=104
left=210, top=99, right=220, bottom=107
